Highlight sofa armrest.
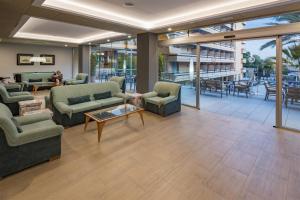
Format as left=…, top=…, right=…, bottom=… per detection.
left=54, top=102, right=72, bottom=117
left=6, top=95, right=34, bottom=103
left=22, top=81, right=29, bottom=86
left=15, top=112, right=52, bottom=125
left=114, top=92, right=130, bottom=100
left=16, top=123, right=63, bottom=146
left=142, top=91, right=158, bottom=99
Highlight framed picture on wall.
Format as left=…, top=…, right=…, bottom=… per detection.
left=17, top=54, right=34, bottom=65
left=40, top=54, right=55, bottom=65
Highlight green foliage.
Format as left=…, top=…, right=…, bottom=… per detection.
left=159, top=53, right=166, bottom=78
left=90, top=53, right=97, bottom=76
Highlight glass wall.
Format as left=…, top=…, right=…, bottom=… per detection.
left=90, top=38, right=137, bottom=92
left=282, top=34, right=300, bottom=130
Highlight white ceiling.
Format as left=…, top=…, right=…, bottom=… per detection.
left=14, top=17, right=125, bottom=43
left=42, top=0, right=290, bottom=29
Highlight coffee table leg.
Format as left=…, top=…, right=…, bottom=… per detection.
left=84, top=116, right=90, bottom=131
left=138, top=111, right=144, bottom=126
left=97, top=122, right=105, bottom=143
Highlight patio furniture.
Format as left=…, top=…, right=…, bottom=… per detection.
left=0, top=84, right=34, bottom=116
left=84, top=104, right=144, bottom=143
left=64, top=73, right=88, bottom=85
left=0, top=103, right=63, bottom=178
left=233, top=81, right=251, bottom=98
left=285, top=87, right=300, bottom=107
left=142, top=81, right=181, bottom=117
left=200, top=79, right=226, bottom=98
left=264, top=81, right=276, bottom=100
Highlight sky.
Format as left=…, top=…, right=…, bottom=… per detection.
left=243, top=17, right=276, bottom=59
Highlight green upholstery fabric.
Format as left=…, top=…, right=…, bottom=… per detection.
left=96, top=97, right=123, bottom=107
left=110, top=76, right=125, bottom=88
left=0, top=83, right=21, bottom=91
left=153, top=82, right=180, bottom=97
left=52, top=82, right=126, bottom=118
left=0, top=85, right=33, bottom=103
left=142, top=91, right=157, bottom=99
left=21, top=72, right=54, bottom=82
left=14, top=112, right=52, bottom=125
left=9, top=91, right=31, bottom=97
left=65, top=73, right=88, bottom=85
left=0, top=103, right=63, bottom=147
left=145, top=96, right=177, bottom=106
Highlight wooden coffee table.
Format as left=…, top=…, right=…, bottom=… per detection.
left=84, top=104, right=144, bottom=143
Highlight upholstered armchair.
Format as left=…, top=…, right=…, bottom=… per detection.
left=0, top=85, right=34, bottom=115
left=64, top=73, right=88, bottom=85
left=0, top=103, right=63, bottom=178
left=0, top=82, right=22, bottom=92
left=142, top=82, right=181, bottom=117
left=109, top=76, right=126, bottom=93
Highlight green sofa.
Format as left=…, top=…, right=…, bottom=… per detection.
left=21, top=72, right=55, bottom=91
left=51, top=81, right=128, bottom=126
left=0, top=84, right=34, bottom=116
left=64, top=73, right=88, bottom=85
left=110, top=76, right=126, bottom=93
left=142, top=82, right=181, bottom=117
left=0, top=103, right=63, bottom=178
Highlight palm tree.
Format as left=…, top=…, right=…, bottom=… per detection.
left=260, top=12, right=300, bottom=50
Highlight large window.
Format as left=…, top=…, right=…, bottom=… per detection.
left=90, top=38, right=137, bottom=92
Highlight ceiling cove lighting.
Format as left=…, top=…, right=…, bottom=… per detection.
left=42, top=0, right=284, bottom=29
left=14, top=31, right=125, bottom=44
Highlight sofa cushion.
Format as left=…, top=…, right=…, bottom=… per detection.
left=68, top=95, right=90, bottom=105
left=157, top=92, right=170, bottom=98
left=96, top=97, right=123, bottom=107
left=94, top=91, right=112, bottom=100
left=11, top=117, right=22, bottom=133
left=69, top=101, right=102, bottom=113
left=145, top=96, right=177, bottom=106
left=29, top=78, right=42, bottom=82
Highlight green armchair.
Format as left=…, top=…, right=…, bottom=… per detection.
left=109, top=76, right=126, bottom=93
left=0, top=103, right=63, bottom=178
left=0, top=84, right=34, bottom=115
left=64, top=73, right=88, bottom=85
left=142, top=82, right=181, bottom=117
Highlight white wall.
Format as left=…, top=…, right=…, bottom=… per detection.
left=0, top=43, right=75, bottom=80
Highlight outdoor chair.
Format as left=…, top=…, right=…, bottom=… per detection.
left=264, top=81, right=276, bottom=100
left=285, top=87, right=300, bottom=107
left=233, top=81, right=251, bottom=98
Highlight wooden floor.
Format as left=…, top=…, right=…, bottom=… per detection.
left=1, top=106, right=300, bottom=200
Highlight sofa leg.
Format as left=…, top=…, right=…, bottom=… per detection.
left=49, top=155, right=60, bottom=161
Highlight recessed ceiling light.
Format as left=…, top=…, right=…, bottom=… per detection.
left=107, top=39, right=110, bottom=42
left=88, top=42, right=91, bottom=45
left=128, top=35, right=132, bottom=39
left=123, top=2, right=135, bottom=7
left=64, top=44, right=68, bottom=47
left=168, top=28, right=172, bottom=31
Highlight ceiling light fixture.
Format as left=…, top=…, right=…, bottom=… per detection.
left=107, top=39, right=110, bottom=42
left=168, top=28, right=172, bottom=31
left=64, top=44, right=68, bottom=47
left=88, top=42, right=91, bottom=45
left=128, top=35, right=132, bottom=39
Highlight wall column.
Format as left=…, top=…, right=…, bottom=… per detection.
left=78, top=45, right=90, bottom=75
left=136, top=32, right=158, bottom=93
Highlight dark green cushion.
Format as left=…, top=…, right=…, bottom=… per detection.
left=68, top=95, right=90, bottom=105
left=11, top=117, right=23, bottom=133
left=94, top=91, right=112, bottom=100
left=29, top=78, right=42, bottom=82
left=157, top=92, right=170, bottom=98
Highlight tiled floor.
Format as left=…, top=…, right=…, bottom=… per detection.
left=0, top=105, right=300, bottom=200
left=182, top=85, right=300, bottom=130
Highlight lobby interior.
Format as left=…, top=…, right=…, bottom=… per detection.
left=1, top=0, right=300, bottom=200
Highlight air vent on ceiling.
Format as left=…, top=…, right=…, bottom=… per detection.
left=123, top=2, right=135, bottom=7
